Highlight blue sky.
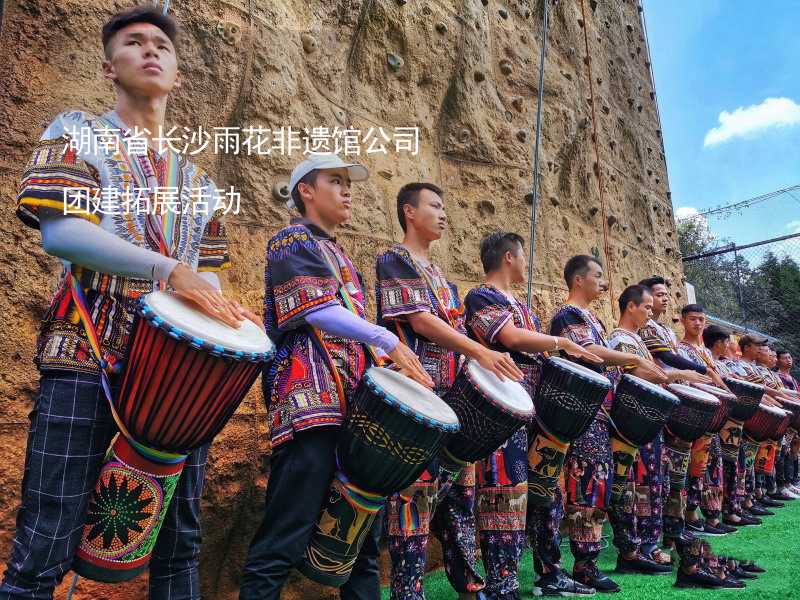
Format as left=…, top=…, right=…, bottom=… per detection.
left=642, top=0, right=800, bottom=247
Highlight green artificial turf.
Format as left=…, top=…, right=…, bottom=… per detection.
left=381, top=498, right=800, bottom=599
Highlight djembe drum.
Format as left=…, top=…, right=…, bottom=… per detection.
left=73, top=292, right=274, bottom=582
left=780, top=398, right=800, bottom=458
left=745, top=404, right=789, bottom=478
left=527, top=357, right=612, bottom=506
left=719, top=378, right=764, bottom=463
left=439, top=359, right=534, bottom=477
left=607, top=374, right=679, bottom=503
left=687, top=383, right=735, bottom=480
left=300, top=367, right=459, bottom=586
left=663, top=385, right=720, bottom=525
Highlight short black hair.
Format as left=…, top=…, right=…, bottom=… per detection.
left=290, top=169, right=319, bottom=216
left=702, top=324, right=730, bottom=349
left=396, top=182, right=443, bottom=232
left=639, top=275, right=667, bottom=290
left=563, top=255, right=601, bottom=289
left=479, top=232, right=525, bottom=274
left=617, top=284, right=651, bottom=314
left=776, top=348, right=791, bottom=358
left=681, top=303, right=705, bottom=317
left=102, top=6, right=179, bottom=58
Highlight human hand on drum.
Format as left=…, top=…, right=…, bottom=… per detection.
left=632, top=356, right=668, bottom=384
left=558, top=338, right=603, bottom=364
left=475, top=348, right=524, bottom=382
left=387, top=342, right=435, bottom=388
left=668, top=369, right=712, bottom=385
left=168, top=264, right=261, bottom=329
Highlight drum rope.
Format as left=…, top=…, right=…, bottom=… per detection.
left=531, top=413, right=570, bottom=449
left=599, top=406, right=639, bottom=449
left=578, top=0, right=615, bottom=317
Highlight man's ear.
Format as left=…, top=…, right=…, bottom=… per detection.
left=102, top=57, right=116, bottom=83
left=403, top=202, right=415, bottom=225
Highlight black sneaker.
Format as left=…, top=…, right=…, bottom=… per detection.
left=574, top=564, right=620, bottom=594
left=733, top=567, right=757, bottom=580
left=533, top=569, right=596, bottom=597
left=698, top=522, right=728, bottom=536
left=685, top=518, right=705, bottom=533
left=674, top=567, right=726, bottom=589
left=748, top=504, right=774, bottom=516
left=616, top=553, right=672, bottom=575
left=739, top=512, right=763, bottom=525
left=737, top=560, right=766, bottom=574
left=723, top=514, right=761, bottom=527
left=758, top=496, right=785, bottom=507
left=712, top=521, right=738, bottom=534
left=768, top=491, right=795, bottom=501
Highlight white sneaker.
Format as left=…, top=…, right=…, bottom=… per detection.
left=790, top=483, right=800, bottom=495
left=780, top=486, right=800, bottom=499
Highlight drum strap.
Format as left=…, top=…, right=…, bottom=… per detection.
left=532, top=414, right=570, bottom=449
left=600, top=406, right=638, bottom=448
left=65, top=268, right=187, bottom=464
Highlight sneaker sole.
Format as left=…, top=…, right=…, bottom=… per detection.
left=615, top=568, right=673, bottom=576
left=533, top=587, right=596, bottom=597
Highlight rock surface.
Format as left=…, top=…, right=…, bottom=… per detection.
left=0, top=1, right=683, bottom=598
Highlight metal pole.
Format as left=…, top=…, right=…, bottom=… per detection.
left=526, top=0, right=551, bottom=308
left=732, top=246, right=748, bottom=331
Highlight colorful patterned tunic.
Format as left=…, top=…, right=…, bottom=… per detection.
left=263, top=220, right=368, bottom=447
left=639, top=318, right=679, bottom=355
left=16, top=110, right=229, bottom=374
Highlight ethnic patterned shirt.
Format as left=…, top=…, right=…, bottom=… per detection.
left=778, top=372, right=798, bottom=390
left=463, top=283, right=542, bottom=398
left=678, top=341, right=716, bottom=372
left=16, top=110, right=229, bottom=374
left=263, top=219, right=369, bottom=447
left=638, top=318, right=679, bottom=355
left=608, top=327, right=653, bottom=386
left=375, top=244, right=465, bottom=396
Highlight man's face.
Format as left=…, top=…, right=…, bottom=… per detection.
left=629, top=292, right=653, bottom=329
left=711, top=337, right=729, bottom=357
left=649, top=283, right=669, bottom=316
left=681, top=311, right=705, bottom=337
left=778, top=352, right=793, bottom=370
left=103, top=23, right=180, bottom=97
left=576, top=260, right=607, bottom=302
left=405, top=189, right=446, bottom=241
left=300, top=168, right=352, bottom=226
left=508, top=242, right=527, bottom=284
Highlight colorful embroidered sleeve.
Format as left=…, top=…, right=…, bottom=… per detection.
left=197, top=206, right=231, bottom=272
left=464, top=286, right=512, bottom=345
left=375, top=249, right=434, bottom=320
left=16, top=113, right=102, bottom=229
left=267, top=225, right=340, bottom=331
left=549, top=308, right=595, bottom=347
left=639, top=322, right=672, bottom=354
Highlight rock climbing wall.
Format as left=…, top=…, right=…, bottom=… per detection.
left=0, top=0, right=685, bottom=598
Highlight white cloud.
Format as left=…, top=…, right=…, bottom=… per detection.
left=787, top=220, right=800, bottom=234
left=676, top=206, right=700, bottom=220
left=703, top=97, right=800, bottom=147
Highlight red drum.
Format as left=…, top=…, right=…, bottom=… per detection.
left=691, top=383, right=736, bottom=434
left=780, top=397, right=800, bottom=431
left=73, top=292, right=274, bottom=582
left=744, top=404, right=789, bottom=443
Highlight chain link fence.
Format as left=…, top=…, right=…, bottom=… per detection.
left=682, top=232, right=800, bottom=375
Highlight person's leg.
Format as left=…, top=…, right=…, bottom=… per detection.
left=0, top=371, right=116, bottom=600
left=433, top=464, right=485, bottom=595
left=527, top=485, right=563, bottom=577
left=700, top=437, right=724, bottom=525
left=239, top=428, right=338, bottom=600
left=340, top=511, right=382, bottom=600
left=149, top=444, right=210, bottom=600
left=637, top=435, right=666, bottom=551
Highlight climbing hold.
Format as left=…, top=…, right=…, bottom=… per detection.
left=601, top=104, right=610, bottom=115
left=435, top=21, right=448, bottom=34
left=607, top=215, right=617, bottom=227
left=499, top=7, right=509, bottom=19
left=589, top=206, right=599, bottom=216
left=477, top=200, right=496, bottom=216
left=500, top=59, right=513, bottom=76
left=562, top=216, right=570, bottom=231
left=333, top=108, right=346, bottom=124
left=387, top=53, right=404, bottom=72
left=301, top=33, right=317, bottom=54
left=474, top=70, right=486, bottom=83
left=516, top=129, right=528, bottom=142
left=626, top=23, right=634, bottom=33
left=459, top=128, right=470, bottom=143
left=378, top=170, right=394, bottom=180
left=397, top=0, right=408, bottom=5
left=272, top=181, right=291, bottom=203
left=481, top=0, right=489, bottom=5
left=216, top=21, right=242, bottom=46
left=511, top=97, right=524, bottom=112
left=524, top=192, right=534, bottom=205
left=505, top=110, right=513, bottom=122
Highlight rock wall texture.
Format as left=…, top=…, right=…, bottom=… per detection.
left=0, top=0, right=684, bottom=598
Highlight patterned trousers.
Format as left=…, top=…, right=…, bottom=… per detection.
left=563, top=420, right=611, bottom=564
left=0, top=371, right=208, bottom=600
left=386, top=463, right=483, bottom=599
left=608, top=433, right=665, bottom=555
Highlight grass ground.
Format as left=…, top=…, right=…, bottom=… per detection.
left=381, top=498, right=800, bottom=599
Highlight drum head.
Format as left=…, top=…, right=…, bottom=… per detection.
left=547, top=355, right=611, bottom=387
left=667, top=383, right=720, bottom=406
left=465, top=360, right=533, bottom=417
left=365, top=367, right=459, bottom=428
left=621, top=374, right=679, bottom=404
left=692, top=383, right=736, bottom=402
left=143, top=291, right=273, bottom=355
left=758, top=404, right=788, bottom=420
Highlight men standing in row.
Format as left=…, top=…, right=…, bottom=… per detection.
left=377, top=184, right=522, bottom=600
left=463, top=234, right=600, bottom=599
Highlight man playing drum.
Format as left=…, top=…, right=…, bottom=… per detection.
left=548, top=256, right=663, bottom=593
left=463, top=232, right=600, bottom=598
left=240, top=154, right=431, bottom=600
left=376, top=184, right=523, bottom=600
left=2, top=7, right=261, bottom=598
